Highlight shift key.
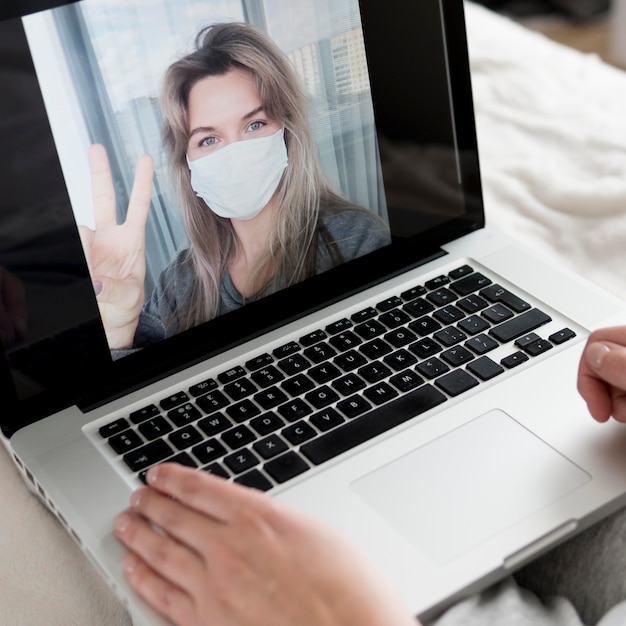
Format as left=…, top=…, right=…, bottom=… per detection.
left=489, top=309, right=551, bottom=343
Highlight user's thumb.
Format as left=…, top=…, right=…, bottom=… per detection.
left=584, top=341, right=626, bottom=391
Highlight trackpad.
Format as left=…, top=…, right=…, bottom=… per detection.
left=351, top=409, right=589, bottom=564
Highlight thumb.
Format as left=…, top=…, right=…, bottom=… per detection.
left=584, top=341, right=626, bottom=390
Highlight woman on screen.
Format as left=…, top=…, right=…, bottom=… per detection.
left=81, top=22, right=390, bottom=352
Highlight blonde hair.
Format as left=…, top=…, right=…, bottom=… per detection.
left=161, top=22, right=359, bottom=331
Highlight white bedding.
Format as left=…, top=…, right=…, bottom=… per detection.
left=2, top=3, right=626, bottom=623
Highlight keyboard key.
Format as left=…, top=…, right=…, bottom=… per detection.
left=550, top=328, right=576, bottom=345
left=192, top=438, right=227, bottom=464
left=358, top=362, right=392, bottom=383
left=167, top=403, right=201, bottom=427
left=304, top=342, right=337, bottom=364
left=224, top=378, right=258, bottom=401
left=456, top=294, right=488, bottom=314
left=254, top=387, right=289, bottom=410
left=332, top=373, right=367, bottom=396
left=308, top=363, right=341, bottom=384
left=389, top=369, right=424, bottom=392
left=301, top=385, right=447, bottom=465
left=433, top=305, right=465, bottom=325
left=282, top=420, right=317, bottom=445
left=251, top=366, right=285, bottom=388
left=281, top=373, right=315, bottom=396
left=169, top=425, right=203, bottom=450
left=426, top=288, right=457, bottom=307
left=124, top=440, right=173, bottom=472
left=435, top=370, right=479, bottom=397
left=458, top=315, right=490, bottom=336
left=351, top=307, right=377, bottom=323
left=425, top=275, right=450, bottom=289
left=160, top=392, right=190, bottom=411
left=273, top=341, right=299, bottom=359
left=253, top=434, right=289, bottom=459
left=409, top=316, right=442, bottom=336
left=224, top=449, right=260, bottom=474
left=326, top=318, right=353, bottom=334
left=467, top=356, right=504, bottom=381
left=450, top=272, right=492, bottom=296
left=167, top=451, right=197, bottom=468
left=383, top=349, right=417, bottom=371
left=523, top=339, right=554, bottom=357
left=250, top=412, right=285, bottom=436
left=129, top=404, right=160, bottom=424
left=441, top=346, right=474, bottom=367
left=403, top=298, right=435, bottom=318
left=384, top=327, right=417, bottom=348
left=449, top=265, right=474, bottom=280
left=359, top=338, right=393, bottom=360
left=377, top=296, right=403, bottom=312
left=480, top=284, right=530, bottom=313
left=433, top=326, right=467, bottom=347
left=138, top=416, right=173, bottom=441
left=264, top=452, right=310, bottom=483
left=465, top=334, right=499, bottom=355
left=217, top=366, right=246, bottom=384
left=401, top=285, right=427, bottom=301
left=196, top=390, right=230, bottom=414
left=109, top=430, right=143, bottom=454
left=305, top=386, right=340, bottom=409
left=222, top=424, right=257, bottom=450
left=226, top=399, right=261, bottom=423
left=99, top=418, right=130, bottom=438
left=354, top=320, right=386, bottom=339
left=482, top=304, right=514, bottom=324
left=300, top=329, right=327, bottom=347
left=363, top=382, right=398, bottom=405
left=489, top=309, right=552, bottom=343
left=277, top=354, right=310, bottom=376
left=337, top=395, right=372, bottom=419
left=329, top=331, right=363, bottom=352
left=409, top=338, right=442, bottom=359
left=334, top=350, right=367, bottom=372
left=379, top=309, right=411, bottom=329
left=277, top=399, right=313, bottom=422
left=235, top=469, right=273, bottom=492
left=515, top=332, right=542, bottom=349
left=310, top=408, right=344, bottom=432
left=189, top=379, right=218, bottom=397
left=197, top=412, right=232, bottom=437
left=245, top=353, right=273, bottom=371
left=416, top=358, right=450, bottom=379
left=501, top=351, right=530, bottom=369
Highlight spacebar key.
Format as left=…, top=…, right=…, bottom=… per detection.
left=301, top=385, right=446, bottom=465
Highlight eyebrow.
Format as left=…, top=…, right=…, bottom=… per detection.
left=188, top=105, right=266, bottom=140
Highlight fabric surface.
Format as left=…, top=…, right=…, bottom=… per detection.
left=2, top=2, right=626, bottom=623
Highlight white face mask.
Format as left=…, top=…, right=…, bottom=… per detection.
left=187, top=127, right=288, bottom=221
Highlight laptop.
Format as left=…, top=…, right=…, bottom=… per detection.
left=2, top=0, right=626, bottom=623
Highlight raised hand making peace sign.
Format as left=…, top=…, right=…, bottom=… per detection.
left=79, top=144, right=154, bottom=350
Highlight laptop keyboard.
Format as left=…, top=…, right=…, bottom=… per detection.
left=97, top=264, right=576, bottom=492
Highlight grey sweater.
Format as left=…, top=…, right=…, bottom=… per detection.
left=125, top=208, right=389, bottom=352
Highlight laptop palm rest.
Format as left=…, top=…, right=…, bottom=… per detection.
left=351, top=409, right=590, bottom=564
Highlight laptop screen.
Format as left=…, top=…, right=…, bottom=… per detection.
left=0, top=0, right=482, bottom=433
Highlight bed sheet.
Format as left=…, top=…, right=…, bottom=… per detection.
left=2, top=3, right=626, bottom=623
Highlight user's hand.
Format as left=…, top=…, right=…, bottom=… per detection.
left=578, top=326, right=626, bottom=422
left=114, top=464, right=418, bottom=626
left=0, top=266, right=27, bottom=349
left=78, top=144, right=153, bottom=350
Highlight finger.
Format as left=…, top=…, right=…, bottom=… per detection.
left=125, top=154, right=154, bottom=229
left=122, top=552, right=197, bottom=626
left=146, top=463, right=267, bottom=523
left=578, top=339, right=626, bottom=422
left=88, top=144, right=117, bottom=229
left=128, top=485, right=228, bottom=557
left=114, top=509, right=204, bottom=593
left=92, top=275, right=143, bottom=313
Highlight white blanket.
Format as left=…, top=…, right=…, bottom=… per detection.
left=2, top=3, right=626, bottom=623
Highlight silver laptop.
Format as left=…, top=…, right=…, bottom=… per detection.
left=3, top=1, right=626, bottom=624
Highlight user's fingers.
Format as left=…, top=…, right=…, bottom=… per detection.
left=126, top=154, right=154, bottom=230
left=578, top=333, right=626, bottom=422
left=122, top=552, right=196, bottom=626
left=88, top=144, right=117, bottom=229
left=114, top=508, right=205, bottom=593
left=145, top=464, right=272, bottom=524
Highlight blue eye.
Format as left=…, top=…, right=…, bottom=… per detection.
left=248, top=120, right=265, bottom=132
left=200, top=136, right=218, bottom=147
